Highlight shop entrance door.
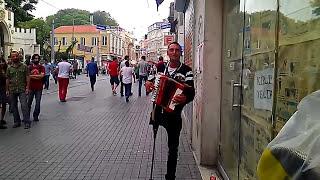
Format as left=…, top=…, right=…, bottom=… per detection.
left=219, top=0, right=276, bottom=179
left=218, top=0, right=244, bottom=179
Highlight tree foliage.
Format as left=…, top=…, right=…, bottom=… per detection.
left=93, top=11, right=118, bottom=26
left=45, top=8, right=119, bottom=28
left=311, top=0, right=320, bottom=15
left=17, top=18, right=51, bottom=54
left=4, top=0, right=38, bottom=24
left=46, top=8, right=90, bottom=28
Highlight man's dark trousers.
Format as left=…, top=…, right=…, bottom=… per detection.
left=43, top=75, right=50, bottom=89
left=89, top=75, right=96, bottom=91
left=120, top=76, right=124, bottom=96
left=161, top=113, right=182, bottom=180
left=10, top=92, right=30, bottom=125
left=138, top=75, right=148, bottom=96
left=28, top=90, right=42, bottom=120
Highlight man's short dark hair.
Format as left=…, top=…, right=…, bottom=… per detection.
left=167, top=42, right=182, bottom=53
left=125, top=61, right=129, bottom=67
left=32, top=54, right=40, bottom=60
left=112, top=57, right=117, bottom=61
left=124, top=55, right=129, bottom=60
left=10, top=51, right=19, bottom=56
left=141, top=56, right=146, bottom=60
left=158, top=56, right=163, bottom=61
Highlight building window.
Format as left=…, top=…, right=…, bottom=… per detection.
left=62, top=37, right=67, bottom=46
left=8, top=11, right=11, bottom=21
left=102, top=36, right=107, bottom=46
left=80, top=37, right=86, bottom=45
left=92, top=37, right=98, bottom=46
left=54, top=37, right=58, bottom=45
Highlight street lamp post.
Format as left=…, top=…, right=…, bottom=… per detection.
left=50, top=19, right=55, bottom=63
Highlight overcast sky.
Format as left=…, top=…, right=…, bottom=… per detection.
left=32, top=0, right=173, bottom=40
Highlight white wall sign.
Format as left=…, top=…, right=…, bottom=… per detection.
left=254, top=68, right=274, bottom=111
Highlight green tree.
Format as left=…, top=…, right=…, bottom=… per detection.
left=4, top=0, right=38, bottom=24
left=46, top=8, right=90, bottom=28
left=93, top=11, right=118, bottom=26
left=311, top=0, right=320, bottom=16
left=17, top=18, right=51, bottom=54
left=45, top=8, right=119, bottom=28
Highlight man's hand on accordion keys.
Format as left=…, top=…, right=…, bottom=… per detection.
left=145, top=81, right=155, bottom=93
left=172, top=93, right=187, bottom=105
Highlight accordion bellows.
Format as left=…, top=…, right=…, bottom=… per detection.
left=151, top=74, right=185, bottom=112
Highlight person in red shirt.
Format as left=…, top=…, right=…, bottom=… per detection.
left=107, top=57, right=120, bottom=95
left=28, top=54, right=45, bottom=121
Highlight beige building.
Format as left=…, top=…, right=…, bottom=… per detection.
left=53, top=25, right=136, bottom=68
left=146, top=21, right=173, bottom=62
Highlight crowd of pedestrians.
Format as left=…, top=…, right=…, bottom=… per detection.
left=0, top=51, right=82, bottom=129
left=106, top=54, right=166, bottom=102
left=0, top=50, right=169, bottom=129
left=0, top=42, right=195, bottom=180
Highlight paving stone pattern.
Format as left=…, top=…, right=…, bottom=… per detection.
left=0, top=75, right=202, bottom=180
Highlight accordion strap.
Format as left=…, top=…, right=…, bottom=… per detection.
left=164, top=62, right=183, bottom=78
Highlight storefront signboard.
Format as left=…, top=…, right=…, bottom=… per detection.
left=254, top=68, right=274, bottom=111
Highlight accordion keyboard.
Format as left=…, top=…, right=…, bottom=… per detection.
left=151, top=75, right=161, bottom=102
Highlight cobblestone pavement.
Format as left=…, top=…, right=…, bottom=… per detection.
left=0, top=75, right=202, bottom=180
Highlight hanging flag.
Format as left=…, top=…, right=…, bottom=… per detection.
left=156, top=0, right=164, bottom=11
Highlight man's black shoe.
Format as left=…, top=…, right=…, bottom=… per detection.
left=126, top=97, right=129, bottom=102
left=12, top=124, right=21, bottom=128
left=24, top=123, right=30, bottom=129
left=0, top=120, right=7, bottom=125
left=34, top=117, right=39, bottom=122
left=0, top=125, right=7, bottom=129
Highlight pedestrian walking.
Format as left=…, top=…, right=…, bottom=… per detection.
left=146, top=42, right=195, bottom=180
left=119, top=55, right=129, bottom=96
left=156, top=56, right=166, bottom=73
left=119, top=61, right=135, bottom=102
left=43, top=59, right=52, bottom=90
left=107, top=57, right=120, bottom=95
left=51, top=62, right=58, bottom=84
left=28, top=54, right=45, bottom=122
left=86, top=58, right=99, bottom=91
left=0, top=57, right=7, bottom=129
left=137, top=56, right=148, bottom=96
left=56, top=59, right=72, bottom=102
left=72, top=60, right=78, bottom=79
left=6, top=51, right=31, bottom=129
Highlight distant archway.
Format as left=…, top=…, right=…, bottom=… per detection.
left=0, top=21, right=11, bottom=59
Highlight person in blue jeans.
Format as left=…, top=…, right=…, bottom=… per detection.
left=86, top=58, right=99, bottom=91
left=137, top=56, right=148, bottom=96
left=119, top=61, right=135, bottom=102
left=43, top=59, right=52, bottom=90
left=28, top=54, right=45, bottom=122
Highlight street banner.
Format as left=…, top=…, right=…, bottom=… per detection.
left=96, top=25, right=110, bottom=31
left=160, top=23, right=171, bottom=29
left=77, top=44, right=93, bottom=53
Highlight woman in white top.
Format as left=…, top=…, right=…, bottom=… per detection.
left=120, top=61, right=135, bottom=102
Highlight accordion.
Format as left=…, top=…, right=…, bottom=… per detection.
left=151, top=74, right=186, bottom=112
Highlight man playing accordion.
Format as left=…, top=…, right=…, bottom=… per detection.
left=146, top=42, right=195, bottom=180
